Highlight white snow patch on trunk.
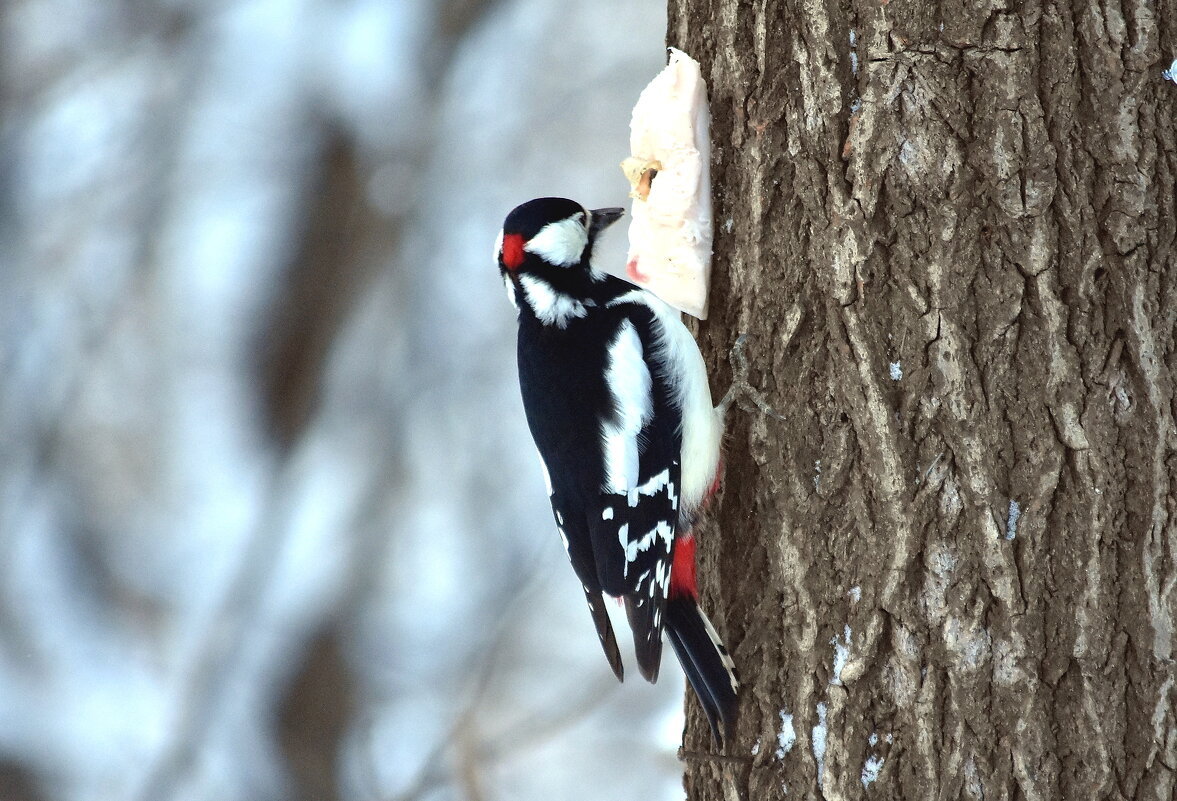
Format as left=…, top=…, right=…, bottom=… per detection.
left=1006, top=499, right=1021, bottom=540
left=775, top=710, right=795, bottom=757
left=861, top=754, right=885, bottom=787
left=812, top=702, right=828, bottom=787
left=831, top=624, right=851, bottom=685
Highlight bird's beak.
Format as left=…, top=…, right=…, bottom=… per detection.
left=589, top=207, right=626, bottom=238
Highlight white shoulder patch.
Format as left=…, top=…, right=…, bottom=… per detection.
left=518, top=274, right=587, bottom=328
left=525, top=216, right=588, bottom=267
left=607, top=289, right=721, bottom=516
left=601, top=319, right=653, bottom=493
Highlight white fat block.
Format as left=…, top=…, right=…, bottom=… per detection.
left=620, top=48, right=713, bottom=320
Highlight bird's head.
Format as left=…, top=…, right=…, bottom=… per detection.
left=496, top=197, right=624, bottom=280
left=495, top=197, right=625, bottom=327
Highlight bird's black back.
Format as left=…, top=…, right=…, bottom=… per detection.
left=516, top=279, right=682, bottom=600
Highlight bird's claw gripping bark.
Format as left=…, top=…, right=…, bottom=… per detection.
left=717, top=334, right=783, bottom=420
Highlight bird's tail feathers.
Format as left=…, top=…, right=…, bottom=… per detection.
left=665, top=596, right=739, bottom=745
left=583, top=585, right=624, bottom=681
left=624, top=595, right=665, bottom=683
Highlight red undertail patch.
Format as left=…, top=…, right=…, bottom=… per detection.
left=502, top=233, right=525, bottom=270
left=670, top=534, right=698, bottom=599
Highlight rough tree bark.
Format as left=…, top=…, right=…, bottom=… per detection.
left=668, top=1, right=1176, bottom=799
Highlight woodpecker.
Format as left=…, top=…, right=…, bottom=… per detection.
left=496, top=196, right=738, bottom=742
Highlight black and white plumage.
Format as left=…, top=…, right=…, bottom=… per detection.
left=496, top=197, right=739, bottom=742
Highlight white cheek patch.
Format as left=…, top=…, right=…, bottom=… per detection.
left=600, top=320, right=653, bottom=493
left=525, top=216, right=589, bottom=267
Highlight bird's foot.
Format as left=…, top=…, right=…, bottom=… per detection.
left=716, top=334, right=783, bottom=420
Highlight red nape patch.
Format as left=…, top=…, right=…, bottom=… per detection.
left=669, top=534, right=698, bottom=599
left=501, top=233, right=525, bottom=270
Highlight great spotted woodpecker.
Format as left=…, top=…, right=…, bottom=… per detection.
left=496, top=196, right=738, bottom=742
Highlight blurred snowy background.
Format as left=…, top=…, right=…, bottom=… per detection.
left=0, top=1, right=686, bottom=800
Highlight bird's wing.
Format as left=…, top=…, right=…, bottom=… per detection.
left=533, top=449, right=626, bottom=682
left=589, top=309, right=682, bottom=682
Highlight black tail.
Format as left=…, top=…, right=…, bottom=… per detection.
left=624, top=594, right=665, bottom=684
left=583, top=585, right=624, bottom=681
left=664, top=596, right=739, bottom=745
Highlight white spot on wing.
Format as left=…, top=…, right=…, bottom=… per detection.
left=653, top=556, right=672, bottom=594
left=625, top=467, right=677, bottom=509
left=518, top=274, right=587, bottom=328
left=602, top=507, right=614, bottom=520
left=658, top=524, right=674, bottom=551
left=601, top=320, right=653, bottom=493
left=525, top=215, right=588, bottom=266
left=622, top=521, right=673, bottom=577
left=616, top=523, right=630, bottom=554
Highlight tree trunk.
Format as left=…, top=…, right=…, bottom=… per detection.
left=668, top=1, right=1176, bottom=799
